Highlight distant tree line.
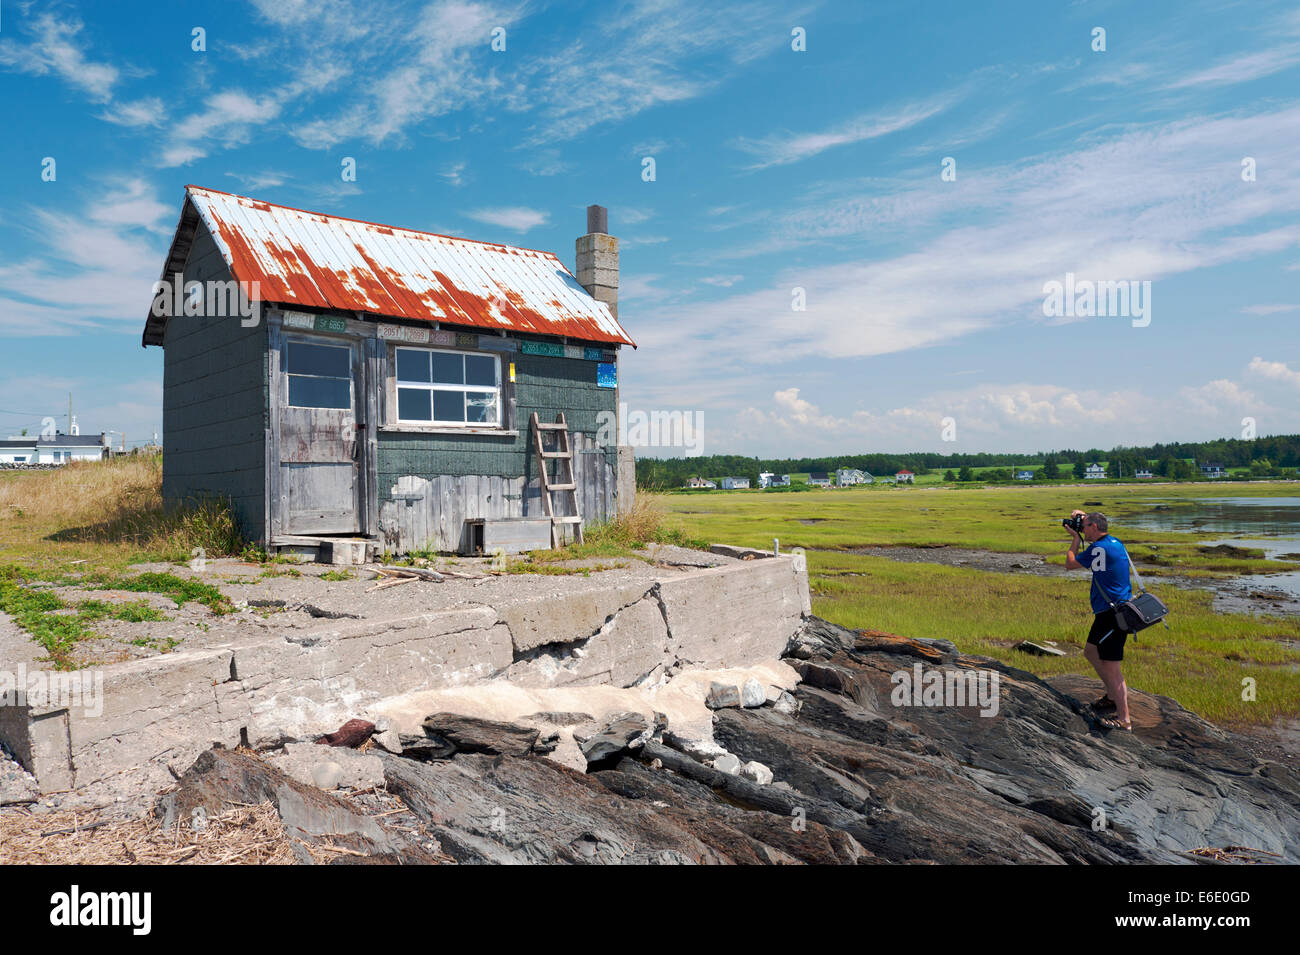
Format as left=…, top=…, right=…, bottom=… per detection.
left=635, top=434, right=1300, bottom=490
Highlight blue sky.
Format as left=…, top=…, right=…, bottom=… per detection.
left=0, top=0, right=1298, bottom=456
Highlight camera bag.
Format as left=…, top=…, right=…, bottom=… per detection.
left=1098, top=546, right=1169, bottom=636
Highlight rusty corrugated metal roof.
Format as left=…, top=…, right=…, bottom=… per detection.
left=143, top=185, right=633, bottom=347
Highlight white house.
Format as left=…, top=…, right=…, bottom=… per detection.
left=1085, top=463, right=1106, bottom=479
left=894, top=470, right=915, bottom=484
left=0, top=432, right=109, bottom=465
left=807, top=471, right=832, bottom=487
left=1199, top=463, right=1227, bottom=478
left=721, top=476, right=750, bottom=490
left=686, top=477, right=716, bottom=489
left=1015, top=470, right=1034, bottom=481
left=836, top=468, right=871, bottom=486
left=1135, top=469, right=1154, bottom=479
left=759, top=472, right=790, bottom=488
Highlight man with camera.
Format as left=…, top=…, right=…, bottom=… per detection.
left=1064, top=510, right=1133, bottom=731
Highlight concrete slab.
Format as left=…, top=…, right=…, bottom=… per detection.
left=0, top=548, right=811, bottom=796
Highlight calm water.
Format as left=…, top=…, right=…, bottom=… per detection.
left=1122, top=496, right=1300, bottom=597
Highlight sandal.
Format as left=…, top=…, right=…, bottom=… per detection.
left=1091, top=695, right=1116, bottom=711
left=1096, top=714, right=1132, bottom=732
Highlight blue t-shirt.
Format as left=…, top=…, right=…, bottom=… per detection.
left=1080, top=535, right=1132, bottom=613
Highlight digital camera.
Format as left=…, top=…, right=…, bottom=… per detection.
left=1062, top=514, right=1085, bottom=533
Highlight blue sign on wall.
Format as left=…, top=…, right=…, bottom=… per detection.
left=597, top=362, right=617, bottom=389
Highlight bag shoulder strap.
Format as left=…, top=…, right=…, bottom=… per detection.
left=1115, top=538, right=1146, bottom=592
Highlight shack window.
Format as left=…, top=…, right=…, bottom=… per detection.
left=395, top=347, right=500, bottom=426
left=287, top=341, right=352, bottom=409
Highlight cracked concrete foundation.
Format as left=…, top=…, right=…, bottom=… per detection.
left=1, top=552, right=810, bottom=796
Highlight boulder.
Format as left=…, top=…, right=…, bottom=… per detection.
left=741, top=678, right=766, bottom=708
left=706, top=682, right=741, bottom=709
left=712, top=753, right=741, bottom=775
left=576, top=712, right=652, bottom=764
left=420, top=713, right=540, bottom=757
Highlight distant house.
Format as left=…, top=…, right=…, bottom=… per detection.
left=686, top=477, right=716, bottom=489
left=895, top=470, right=915, bottom=484
left=758, top=472, right=790, bottom=488
left=0, top=431, right=109, bottom=465
left=721, top=476, right=750, bottom=490
left=1135, top=469, right=1154, bottom=479
left=807, top=472, right=832, bottom=487
left=835, top=468, right=870, bottom=486
left=1085, top=463, right=1106, bottom=479
left=1199, top=463, right=1227, bottom=478
left=1015, top=470, right=1034, bottom=481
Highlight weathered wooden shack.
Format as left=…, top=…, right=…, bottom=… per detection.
left=143, top=186, right=635, bottom=559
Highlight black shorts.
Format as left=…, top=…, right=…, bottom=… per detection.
left=1088, top=609, right=1127, bottom=661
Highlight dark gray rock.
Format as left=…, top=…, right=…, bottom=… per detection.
left=420, top=713, right=541, bottom=757
left=576, top=712, right=651, bottom=764
left=706, top=682, right=741, bottom=709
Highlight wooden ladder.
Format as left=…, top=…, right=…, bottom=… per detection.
left=530, top=412, right=583, bottom=547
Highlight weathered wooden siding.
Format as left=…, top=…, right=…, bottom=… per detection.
left=161, top=219, right=268, bottom=542
left=376, top=351, right=617, bottom=553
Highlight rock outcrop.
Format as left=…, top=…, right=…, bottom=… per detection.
left=152, top=616, right=1300, bottom=864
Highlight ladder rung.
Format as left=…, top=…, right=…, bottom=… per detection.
left=540, top=451, right=571, bottom=458
left=552, top=516, right=584, bottom=524
left=549, top=482, right=576, bottom=490
left=535, top=422, right=567, bottom=430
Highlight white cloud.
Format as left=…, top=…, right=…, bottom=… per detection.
left=1247, top=357, right=1300, bottom=389
left=619, top=208, right=654, bottom=225
left=1165, top=45, right=1300, bottom=89
left=0, top=11, right=120, bottom=101
left=225, top=170, right=292, bottom=191
left=440, top=161, right=468, bottom=187
left=624, top=104, right=1300, bottom=405
left=464, top=206, right=549, bottom=233
left=0, top=181, right=170, bottom=336
left=720, top=377, right=1274, bottom=456
left=734, top=92, right=963, bottom=169
left=1241, top=303, right=1299, bottom=315
left=98, top=97, right=166, bottom=128
left=620, top=235, right=670, bottom=249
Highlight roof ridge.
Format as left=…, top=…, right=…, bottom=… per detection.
left=184, top=185, right=563, bottom=259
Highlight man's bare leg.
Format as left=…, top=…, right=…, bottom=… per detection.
left=1097, top=659, right=1130, bottom=725
left=1083, top=642, right=1124, bottom=716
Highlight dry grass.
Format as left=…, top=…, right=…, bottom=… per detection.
left=530, top=493, right=707, bottom=563
left=0, top=802, right=300, bottom=865
left=0, top=454, right=243, bottom=565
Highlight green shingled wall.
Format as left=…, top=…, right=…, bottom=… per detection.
left=160, top=220, right=268, bottom=542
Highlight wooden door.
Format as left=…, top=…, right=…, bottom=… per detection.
left=279, top=337, right=361, bottom=534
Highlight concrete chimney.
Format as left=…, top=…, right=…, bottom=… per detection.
left=576, top=204, right=618, bottom=321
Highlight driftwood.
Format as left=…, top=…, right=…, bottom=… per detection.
left=374, top=564, right=444, bottom=581
left=365, top=563, right=445, bottom=592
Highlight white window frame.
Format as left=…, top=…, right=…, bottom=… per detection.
left=394, top=346, right=502, bottom=428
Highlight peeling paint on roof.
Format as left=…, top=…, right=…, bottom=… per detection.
left=144, top=186, right=634, bottom=348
